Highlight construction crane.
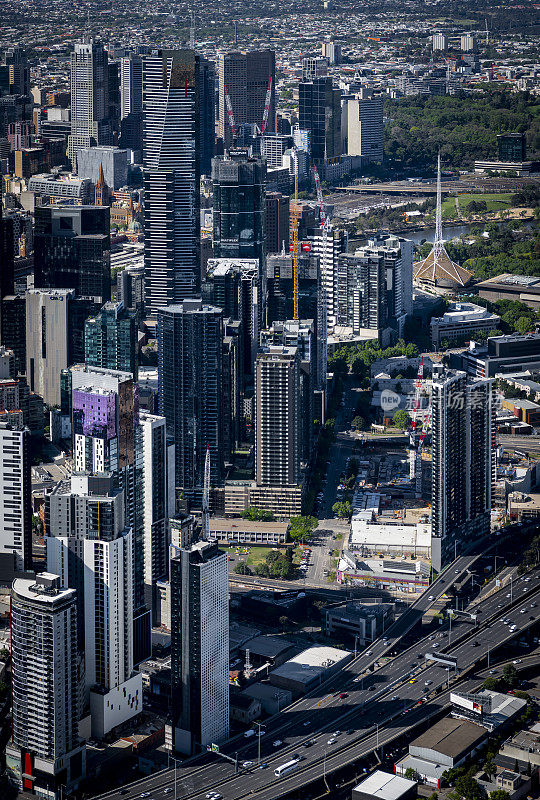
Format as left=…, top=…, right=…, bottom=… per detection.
left=202, top=445, right=210, bottom=541
left=410, top=356, right=424, bottom=435
left=224, top=85, right=236, bottom=138
left=292, top=156, right=299, bottom=320
left=261, top=77, right=273, bottom=134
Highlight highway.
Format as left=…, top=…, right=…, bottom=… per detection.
left=94, top=557, right=540, bottom=800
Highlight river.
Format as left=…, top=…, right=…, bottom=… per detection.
left=404, top=224, right=473, bottom=245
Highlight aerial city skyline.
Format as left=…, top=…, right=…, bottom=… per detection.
left=0, top=1, right=539, bottom=799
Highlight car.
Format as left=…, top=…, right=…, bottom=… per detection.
left=273, top=740, right=283, bottom=747
left=206, top=793, right=221, bottom=799
left=513, top=659, right=522, bottom=664
left=303, top=721, right=311, bottom=727
left=327, top=737, right=337, bottom=745
left=365, top=650, right=372, bottom=656
left=506, top=593, right=511, bottom=598
left=242, top=761, right=254, bottom=769
left=425, top=680, right=432, bottom=686
left=428, top=595, right=434, bottom=601
left=472, top=641, right=479, bottom=647
left=391, top=695, right=399, bottom=701
left=353, top=676, right=363, bottom=682
left=521, top=608, right=526, bottom=613
left=164, top=791, right=173, bottom=795
left=346, top=729, right=354, bottom=735
left=333, top=730, right=341, bottom=736
left=432, top=643, right=439, bottom=649
left=410, top=678, right=417, bottom=684
left=339, top=692, right=348, bottom=699
left=140, top=794, right=151, bottom=799
left=368, top=685, right=375, bottom=691
left=455, top=569, right=459, bottom=573
left=303, top=739, right=315, bottom=748
left=523, top=588, right=527, bottom=593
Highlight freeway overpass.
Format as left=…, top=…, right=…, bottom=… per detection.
left=94, top=557, right=540, bottom=800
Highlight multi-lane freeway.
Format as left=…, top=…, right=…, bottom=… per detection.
left=95, top=558, right=540, bottom=800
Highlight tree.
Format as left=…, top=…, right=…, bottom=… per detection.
left=455, top=775, right=483, bottom=800
left=234, top=562, right=252, bottom=575
left=404, top=768, right=416, bottom=780
left=332, top=501, right=352, bottom=519
left=489, top=792, right=511, bottom=800
left=482, top=677, right=500, bottom=691
left=503, top=664, right=518, bottom=688
left=241, top=506, right=275, bottom=521
left=289, top=515, right=318, bottom=543
left=392, top=410, right=412, bottom=430
left=278, top=615, right=288, bottom=631
left=352, top=416, right=366, bottom=431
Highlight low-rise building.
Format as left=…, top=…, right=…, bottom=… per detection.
left=229, top=692, right=262, bottom=725
left=209, top=517, right=289, bottom=545
left=241, top=635, right=297, bottom=667
left=476, top=274, right=540, bottom=311
left=352, top=771, right=417, bottom=800
left=430, top=302, right=500, bottom=347
left=508, top=491, right=540, bottom=522
left=241, top=683, right=292, bottom=715
left=324, top=601, right=394, bottom=644
left=501, top=398, right=540, bottom=426
left=450, top=334, right=540, bottom=379
left=268, top=645, right=352, bottom=695
left=496, top=727, right=540, bottom=773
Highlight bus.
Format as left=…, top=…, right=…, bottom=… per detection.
left=274, top=759, right=300, bottom=777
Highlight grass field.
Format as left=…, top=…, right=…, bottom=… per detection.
left=441, top=192, right=513, bottom=219
left=222, top=545, right=277, bottom=567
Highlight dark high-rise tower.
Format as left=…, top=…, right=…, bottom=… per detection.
left=157, top=300, right=224, bottom=493
left=430, top=365, right=493, bottom=570
left=143, top=50, right=211, bottom=317
left=84, top=301, right=137, bottom=378
left=33, top=205, right=111, bottom=303
left=218, top=50, right=275, bottom=148
left=212, top=153, right=266, bottom=264
left=298, top=76, right=341, bottom=162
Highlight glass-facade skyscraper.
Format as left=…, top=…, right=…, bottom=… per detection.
left=84, top=301, right=137, bottom=378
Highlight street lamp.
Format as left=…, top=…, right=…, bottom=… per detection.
left=254, top=721, right=266, bottom=764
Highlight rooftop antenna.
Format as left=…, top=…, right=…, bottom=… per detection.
left=485, top=19, right=489, bottom=47
left=433, top=150, right=443, bottom=263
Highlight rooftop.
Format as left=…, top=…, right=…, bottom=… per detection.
left=411, top=717, right=486, bottom=758
left=353, top=770, right=416, bottom=800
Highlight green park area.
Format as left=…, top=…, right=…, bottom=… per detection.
left=442, top=193, right=513, bottom=219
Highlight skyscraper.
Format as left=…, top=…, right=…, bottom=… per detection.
left=33, top=205, right=111, bottom=304
left=218, top=50, right=275, bottom=148
left=84, top=301, right=137, bottom=378
left=169, top=539, right=229, bottom=754
left=430, top=365, right=493, bottom=570
left=8, top=573, right=85, bottom=798
left=26, top=289, right=74, bottom=408
left=120, top=53, right=143, bottom=155
left=298, top=75, right=341, bottom=162
left=68, top=39, right=112, bottom=169
left=308, top=223, right=348, bottom=321
left=335, top=253, right=388, bottom=336
left=212, top=153, right=266, bottom=264
left=139, top=411, right=175, bottom=613
left=0, top=418, right=31, bottom=572
left=342, top=90, right=384, bottom=162
left=255, top=346, right=301, bottom=488
left=157, top=300, right=224, bottom=493
left=265, top=191, right=289, bottom=254
left=46, top=474, right=142, bottom=738
left=143, top=50, right=209, bottom=317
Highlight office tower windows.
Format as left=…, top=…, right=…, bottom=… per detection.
left=84, top=301, right=137, bottom=378
left=8, top=573, right=85, bottom=797
left=432, top=34, right=449, bottom=52
left=170, top=539, right=229, bottom=754
left=302, top=56, right=328, bottom=80
left=255, top=346, right=301, bottom=487
left=212, top=153, right=266, bottom=264
left=1, top=47, right=30, bottom=96
left=460, top=33, right=478, bottom=52
left=218, top=50, right=275, bottom=148
left=307, top=223, right=348, bottom=322
left=265, top=192, right=289, bottom=254
left=497, top=133, right=526, bottom=163
left=199, top=58, right=215, bottom=176
left=342, top=90, right=383, bottom=162
left=157, top=300, right=224, bottom=493
left=139, top=411, right=175, bottom=613
left=121, top=54, right=143, bottom=118
left=144, top=50, right=211, bottom=317
left=430, top=365, right=492, bottom=570
left=298, top=76, right=341, bottom=162
left=1, top=295, right=26, bottom=375
left=335, top=253, right=388, bottom=335
left=33, top=205, right=111, bottom=304
left=68, top=39, right=112, bottom=169
left=0, top=203, right=15, bottom=297
left=0, top=418, right=31, bottom=572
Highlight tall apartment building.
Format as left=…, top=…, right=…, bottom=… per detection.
left=260, top=134, right=293, bottom=168
left=8, top=573, right=85, bottom=798
left=218, top=50, right=275, bottom=147
left=335, top=253, right=388, bottom=336
left=307, top=223, right=348, bottom=322
left=342, top=90, right=384, bottom=162
left=355, top=234, right=413, bottom=336
left=169, top=539, right=229, bottom=754
left=68, top=39, right=112, bottom=169
left=430, top=365, right=493, bottom=570
left=46, top=474, right=142, bottom=737
left=432, top=33, right=449, bottom=51
left=0, top=418, right=31, bottom=572
left=157, top=300, right=224, bottom=493
left=33, top=205, right=111, bottom=304
left=84, top=301, right=137, bottom=378
left=26, top=289, right=74, bottom=408
left=143, top=50, right=211, bottom=317
left=460, top=33, right=478, bottom=52
left=255, top=346, right=301, bottom=487
left=212, top=153, right=266, bottom=265
left=139, top=411, right=175, bottom=613
left=120, top=53, right=143, bottom=118
left=298, top=75, right=341, bottom=162
left=321, top=42, right=342, bottom=65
